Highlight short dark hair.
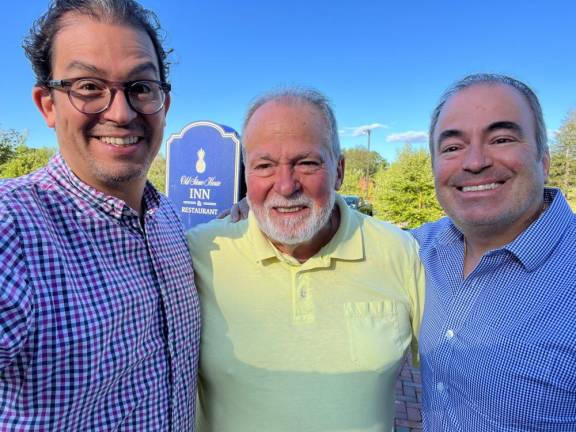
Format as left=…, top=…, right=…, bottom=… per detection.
left=429, top=73, right=548, bottom=158
left=242, top=87, right=341, bottom=163
left=23, top=0, right=171, bottom=84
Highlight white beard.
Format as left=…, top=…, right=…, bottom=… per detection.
left=248, top=190, right=336, bottom=246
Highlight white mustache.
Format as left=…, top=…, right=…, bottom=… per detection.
left=264, top=195, right=312, bottom=210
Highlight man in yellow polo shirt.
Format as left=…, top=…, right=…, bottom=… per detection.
left=187, top=88, right=425, bottom=432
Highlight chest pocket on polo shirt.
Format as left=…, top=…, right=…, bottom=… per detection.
left=344, top=300, right=412, bottom=370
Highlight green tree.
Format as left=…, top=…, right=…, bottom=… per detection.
left=147, top=154, right=166, bottom=193
left=339, top=168, right=364, bottom=197
left=0, top=145, right=55, bottom=178
left=372, top=144, right=443, bottom=228
left=340, top=147, right=387, bottom=206
left=0, top=128, right=27, bottom=166
left=342, top=146, right=386, bottom=178
left=548, top=110, right=576, bottom=208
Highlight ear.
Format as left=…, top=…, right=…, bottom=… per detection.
left=542, top=149, right=551, bottom=182
left=158, top=92, right=171, bottom=127
left=33, top=86, right=56, bottom=128
left=334, top=155, right=345, bottom=190
left=163, top=92, right=171, bottom=116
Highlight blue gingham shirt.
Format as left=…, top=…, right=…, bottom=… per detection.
left=412, top=188, right=576, bottom=431
left=0, top=154, right=201, bottom=431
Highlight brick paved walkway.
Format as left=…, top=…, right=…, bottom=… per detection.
left=394, top=357, right=422, bottom=431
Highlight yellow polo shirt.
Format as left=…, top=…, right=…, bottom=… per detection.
left=187, top=195, right=425, bottom=432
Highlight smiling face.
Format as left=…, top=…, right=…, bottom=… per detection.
left=432, top=83, right=549, bottom=243
left=244, top=99, right=344, bottom=251
left=33, top=13, right=169, bottom=203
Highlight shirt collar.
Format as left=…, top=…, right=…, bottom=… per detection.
left=320, top=194, right=364, bottom=261
left=432, top=188, right=573, bottom=271
left=46, top=153, right=161, bottom=220
left=246, top=194, right=364, bottom=266
left=506, top=188, right=573, bottom=271
left=432, top=218, right=464, bottom=247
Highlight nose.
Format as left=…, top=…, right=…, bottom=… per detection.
left=273, top=164, right=301, bottom=197
left=462, top=142, right=492, bottom=173
left=101, top=89, right=138, bottom=125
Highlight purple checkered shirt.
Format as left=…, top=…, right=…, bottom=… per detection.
left=0, top=154, right=200, bottom=431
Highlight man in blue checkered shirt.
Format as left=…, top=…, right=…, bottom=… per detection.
left=0, top=1, right=200, bottom=430
left=412, top=74, right=576, bottom=430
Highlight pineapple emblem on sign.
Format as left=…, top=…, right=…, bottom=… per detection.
left=166, top=121, right=241, bottom=229
left=196, top=148, right=206, bottom=173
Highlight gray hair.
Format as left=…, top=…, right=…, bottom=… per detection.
left=429, top=73, right=548, bottom=158
left=241, top=87, right=341, bottom=163
left=23, top=0, right=171, bottom=85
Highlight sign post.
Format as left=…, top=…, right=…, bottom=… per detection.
left=166, top=121, right=242, bottom=230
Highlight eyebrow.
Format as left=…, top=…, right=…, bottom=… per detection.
left=436, top=121, right=524, bottom=148
left=249, top=151, right=322, bottom=163
left=250, top=154, right=275, bottom=162
left=63, top=61, right=159, bottom=78
left=486, top=121, right=524, bottom=137
left=436, top=129, right=463, bottom=146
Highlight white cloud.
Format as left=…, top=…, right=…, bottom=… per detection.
left=386, top=131, right=428, bottom=143
left=548, top=128, right=559, bottom=142
left=339, top=123, right=388, bottom=137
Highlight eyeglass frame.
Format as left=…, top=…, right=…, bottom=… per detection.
left=43, top=77, right=172, bottom=115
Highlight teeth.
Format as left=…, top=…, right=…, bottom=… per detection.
left=100, top=136, right=139, bottom=146
left=276, top=207, right=304, bottom=213
left=462, top=183, right=499, bottom=192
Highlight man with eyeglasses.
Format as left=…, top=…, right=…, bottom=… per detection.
left=0, top=1, right=200, bottom=430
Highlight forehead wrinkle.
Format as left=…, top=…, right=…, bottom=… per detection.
left=64, top=60, right=105, bottom=75
left=63, top=60, right=158, bottom=79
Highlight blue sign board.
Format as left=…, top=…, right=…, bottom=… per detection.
left=166, top=121, right=241, bottom=229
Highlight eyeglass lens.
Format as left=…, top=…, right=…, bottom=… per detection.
left=68, top=79, right=166, bottom=114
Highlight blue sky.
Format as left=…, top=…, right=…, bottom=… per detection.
left=1, top=1, right=575, bottom=162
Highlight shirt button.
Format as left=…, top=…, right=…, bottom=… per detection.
left=436, top=382, right=445, bottom=392
left=445, top=329, right=454, bottom=339
left=300, top=290, right=307, bottom=298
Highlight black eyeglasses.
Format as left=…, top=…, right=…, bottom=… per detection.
left=44, top=77, right=171, bottom=115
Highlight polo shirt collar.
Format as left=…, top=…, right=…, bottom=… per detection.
left=246, top=194, right=364, bottom=265
left=319, top=194, right=364, bottom=261
left=246, top=211, right=279, bottom=263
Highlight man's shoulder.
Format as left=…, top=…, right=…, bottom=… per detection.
left=547, top=195, right=576, bottom=262
left=346, top=212, right=422, bottom=265
left=154, top=191, right=184, bottom=221
left=550, top=189, right=576, bottom=238
left=187, top=216, right=249, bottom=255
left=0, top=168, right=56, bottom=217
left=359, top=213, right=416, bottom=246
left=188, top=215, right=248, bottom=237
left=410, top=217, right=453, bottom=249
left=0, top=170, right=56, bottom=257
left=1, top=165, right=49, bottom=191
